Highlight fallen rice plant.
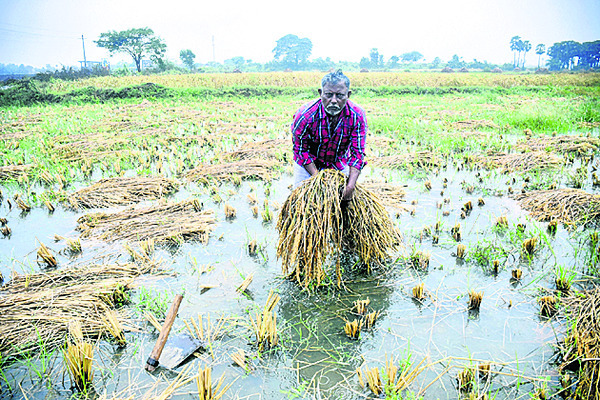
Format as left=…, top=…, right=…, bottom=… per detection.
left=515, top=189, right=600, bottom=226
left=558, top=288, right=600, bottom=400
left=67, top=176, right=179, bottom=209
left=77, top=198, right=216, bottom=244
left=412, top=283, right=425, bottom=300
left=370, top=151, right=442, bottom=169
left=276, top=170, right=402, bottom=287
left=37, top=241, right=57, bottom=268
left=0, top=262, right=155, bottom=363
left=0, top=164, right=34, bottom=181
left=222, top=138, right=288, bottom=161
left=364, top=311, right=379, bottom=329
left=470, top=151, right=563, bottom=172
left=236, top=273, right=254, bottom=293
left=186, top=159, right=278, bottom=183
left=515, top=134, right=600, bottom=156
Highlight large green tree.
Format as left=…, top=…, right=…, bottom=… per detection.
left=272, top=34, right=312, bottom=69
left=95, top=27, right=166, bottom=72
left=180, top=49, right=196, bottom=70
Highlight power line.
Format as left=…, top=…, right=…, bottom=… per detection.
left=0, top=24, right=80, bottom=40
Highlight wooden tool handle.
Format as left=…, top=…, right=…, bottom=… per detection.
left=145, top=293, right=183, bottom=371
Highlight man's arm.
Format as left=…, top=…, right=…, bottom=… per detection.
left=342, top=166, right=360, bottom=200
left=303, top=162, right=319, bottom=176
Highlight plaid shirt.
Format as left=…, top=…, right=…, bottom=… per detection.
left=292, top=99, right=367, bottom=171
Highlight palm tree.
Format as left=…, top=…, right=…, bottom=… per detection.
left=521, top=40, right=532, bottom=69
left=510, top=36, right=521, bottom=68
left=535, top=44, right=546, bottom=69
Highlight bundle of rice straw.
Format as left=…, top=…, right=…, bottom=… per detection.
left=185, top=159, right=278, bottom=183
left=0, top=164, right=34, bottom=181
left=515, top=189, right=600, bottom=226
left=370, top=151, right=442, bottom=169
left=559, top=288, right=600, bottom=400
left=515, top=134, right=600, bottom=155
left=0, top=262, right=160, bottom=363
left=67, top=176, right=179, bottom=209
left=276, top=170, right=402, bottom=287
left=222, top=139, right=288, bottom=161
left=77, top=198, right=216, bottom=244
left=467, top=151, right=563, bottom=172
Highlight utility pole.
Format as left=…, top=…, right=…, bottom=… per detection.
left=212, top=35, right=215, bottom=63
left=81, top=35, right=87, bottom=69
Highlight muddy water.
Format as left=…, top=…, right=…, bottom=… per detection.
left=0, top=158, right=596, bottom=399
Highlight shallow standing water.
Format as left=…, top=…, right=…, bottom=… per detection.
left=1, top=94, right=599, bottom=399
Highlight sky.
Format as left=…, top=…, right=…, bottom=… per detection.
left=1, top=0, right=599, bottom=69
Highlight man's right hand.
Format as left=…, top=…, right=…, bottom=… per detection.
left=304, top=163, right=319, bottom=176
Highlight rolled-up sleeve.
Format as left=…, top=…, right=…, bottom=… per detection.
left=292, top=109, right=316, bottom=166
left=346, top=109, right=368, bottom=170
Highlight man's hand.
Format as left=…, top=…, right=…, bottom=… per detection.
left=341, top=184, right=355, bottom=201
left=342, top=166, right=360, bottom=201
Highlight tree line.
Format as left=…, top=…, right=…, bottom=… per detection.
left=2, top=28, right=598, bottom=77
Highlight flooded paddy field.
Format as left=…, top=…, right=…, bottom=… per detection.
left=1, top=73, right=600, bottom=399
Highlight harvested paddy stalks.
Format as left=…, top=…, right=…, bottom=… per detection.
left=353, top=298, right=370, bottom=315
left=512, top=269, right=523, bottom=281
left=63, top=321, right=94, bottom=391
left=223, top=203, right=236, bottom=219
left=457, top=367, right=475, bottom=392
left=385, top=354, right=427, bottom=393
left=37, top=241, right=57, bottom=268
left=231, top=348, right=250, bottom=371
left=249, top=290, right=280, bottom=350
left=0, top=262, right=156, bottom=363
left=276, top=170, right=402, bottom=287
left=236, top=273, right=254, bottom=293
left=468, top=290, right=484, bottom=310
left=196, top=365, right=232, bottom=400
left=515, top=189, right=600, bottom=226
left=102, top=308, right=127, bottom=346
left=0, top=164, right=34, bottom=181
left=77, top=198, right=216, bottom=244
left=344, top=319, right=363, bottom=339
left=364, top=311, right=380, bottom=329
left=539, top=295, right=558, bottom=317
left=515, top=135, right=600, bottom=156
left=456, top=244, right=466, bottom=259
left=186, top=160, right=278, bottom=183
left=558, top=288, right=600, bottom=400
left=412, top=283, right=425, bottom=300
left=370, top=151, right=442, bottom=169
left=495, top=216, right=508, bottom=228
left=522, top=237, right=538, bottom=256
left=222, top=138, right=288, bottom=161
left=470, top=151, right=563, bottom=172
left=66, top=176, right=179, bottom=209
left=360, top=182, right=406, bottom=209
left=356, top=366, right=382, bottom=395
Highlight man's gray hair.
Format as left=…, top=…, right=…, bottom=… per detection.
left=321, top=69, right=350, bottom=89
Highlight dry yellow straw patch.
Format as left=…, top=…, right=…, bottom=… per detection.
left=77, top=198, right=216, bottom=244
left=515, top=134, right=600, bottom=155
left=559, top=288, right=600, bottom=400
left=361, top=182, right=406, bottom=209
left=0, top=262, right=156, bottom=362
left=276, top=170, right=402, bottom=287
left=515, top=189, right=600, bottom=226
left=66, top=176, right=179, bottom=209
left=0, top=164, right=34, bottom=181
left=185, top=159, right=278, bottom=183
left=370, top=151, right=442, bottom=169
left=222, top=138, right=288, bottom=161
left=468, top=151, right=563, bottom=172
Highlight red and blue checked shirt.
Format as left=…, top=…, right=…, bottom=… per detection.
left=292, top=99, right=368, bottom=171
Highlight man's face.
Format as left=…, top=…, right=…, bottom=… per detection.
left=319, top=81, right=351, bottom=116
